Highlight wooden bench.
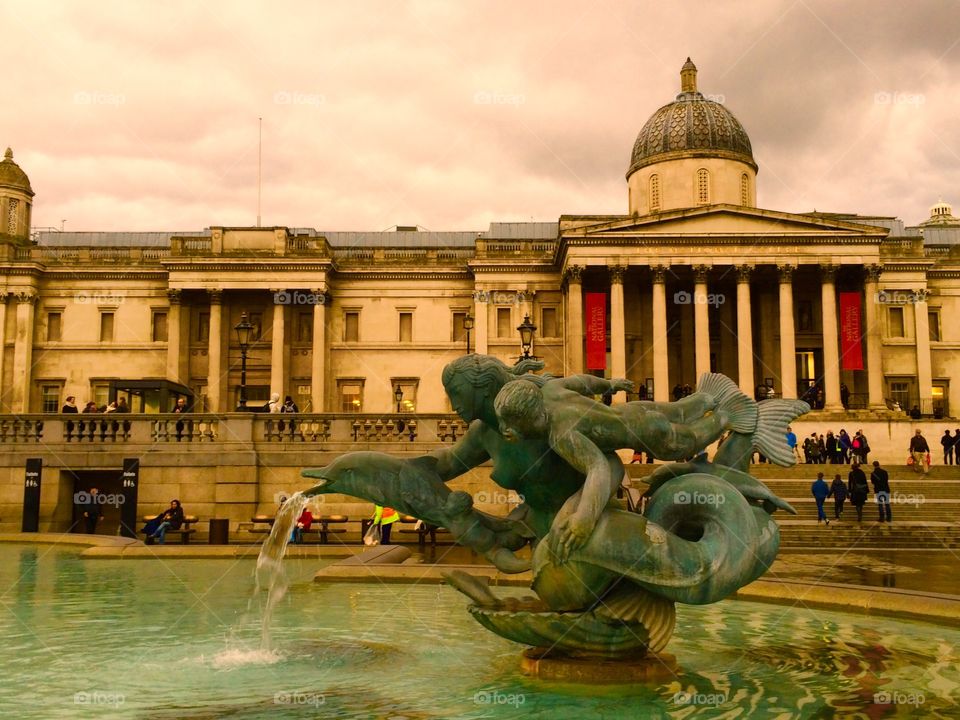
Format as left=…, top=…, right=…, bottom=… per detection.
left=397, top=515, right=451, bottom=548
left=316, top=515, right=349, bottom=544
left=141, top=514, right=198, bottom=544
left=250, top=515, right=274, bottom=534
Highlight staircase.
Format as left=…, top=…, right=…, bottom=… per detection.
left=625, top=463, right=960, bottom=549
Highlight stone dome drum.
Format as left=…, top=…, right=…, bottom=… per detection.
left=0, top=148, right=34, bottom=195
left=627, top=60, right=756, bottom=179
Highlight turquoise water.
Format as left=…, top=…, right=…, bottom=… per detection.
left=0, top=545, right=958, bottom=719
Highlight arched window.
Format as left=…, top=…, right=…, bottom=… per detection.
left=649, top=174, right=661, bottom=212
left=740, top=173, right=750, bottom=206
left=696, top=168, right=710, bottom=205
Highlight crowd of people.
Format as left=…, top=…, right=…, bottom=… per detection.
left=791, top=428, right=872, bottom=465
left=61, top=395, right=132, bottom=414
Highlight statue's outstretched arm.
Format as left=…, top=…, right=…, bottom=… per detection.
left=557, top=375, right=634, bottom=397
left=548, top=429, right=618, bottom=562
left=429, top=421, right=491, bottom=482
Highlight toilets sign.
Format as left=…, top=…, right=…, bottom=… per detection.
left=21, top=458, right=42, bottom=532
left=119, top=458, right=140, bottom=539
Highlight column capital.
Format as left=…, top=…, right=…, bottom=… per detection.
left=914, top=288, right=930, bottom=303
left=563, top=265, right=584, bottom=285
left=777, top=264, right=795, bottom=282
left=167, top=289, right=182, bottom=305
left=208, top=289, right=223, bottom=305
left=651, top=265, right=668, bottom=284
left=693, top=264, right=710, bottom=282
left=735, top=265, right=753, bottom=283
left=865, top=264, right=882, bottom=282
left=13, top=289, right=38, bottom=305
left=821, top=264, right=838, bottom=282
left=609, top=265, right=626, bottom=284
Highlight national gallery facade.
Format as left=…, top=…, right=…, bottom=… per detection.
left=1, top=61, right=958, bottom=418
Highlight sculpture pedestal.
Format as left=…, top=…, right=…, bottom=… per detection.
left=519, top=648, right=678, bottom=683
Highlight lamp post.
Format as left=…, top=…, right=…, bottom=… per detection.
left=463, top=313, right=474, bottom=355
left=234, top=312, right=253, bottom=410
left=517, top=313, right=537, bottom=360
left=394, top=385, right=404, bottom=413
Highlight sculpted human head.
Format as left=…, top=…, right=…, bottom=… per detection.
left=441, top=354, right=544, bottom=424
left=494, top=380, right=548, bottom=442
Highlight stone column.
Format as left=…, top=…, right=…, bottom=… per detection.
left=778, top=265, right=797, bottom=399
left=311, top=290, right=327, bottom=413
left=863, top=265, right=885, bottom=410
left=473, top=291, right=488, bottom=354
left=820, top=265, right=843, bottom=411
left=11, top=290, right=37, bottom=412
left=609, top=266, right=627, bottom=402
left=271, top=292, right=286, bottom=401
left=166, top=289, right=182, bottom=384
left=564, top=266, right=584, bottom=374
left=693, top=264, right=711, bottom=380
left=206, top=290, right=222, bottom=413
left=914, top=289, right=934, bottom=415
left=735, top=265, right=755, bottom=395
left=652, top=265, right=669, bottom=402
left=0, top=294, right=7, bottom=411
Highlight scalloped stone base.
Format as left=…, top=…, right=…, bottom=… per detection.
left=519, top=648, right=679, bottom=683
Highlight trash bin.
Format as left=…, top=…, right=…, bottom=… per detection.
left=208, top=518, right=230, bottom=545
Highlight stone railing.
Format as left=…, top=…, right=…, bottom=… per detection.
left=0, top=413, right=469, bottom=447
left=474, top=239, right=557, bottom=259
left=333, top=247, right=475, bottom=265
left=11, top=246, right=170, bottom=264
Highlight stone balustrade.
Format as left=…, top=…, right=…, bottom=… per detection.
left=0, top=413, right=469, bottom=447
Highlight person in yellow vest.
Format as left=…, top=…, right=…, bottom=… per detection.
left=372, top=505, right=400, bottom=544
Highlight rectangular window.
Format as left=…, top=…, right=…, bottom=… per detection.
left=344, top=312, right=359, bottom=342
left=452, top=312, right=467, bottom=341
left=152, top=311, right=168, bottom=342
left=392, top=378, right=418, bottom=412
left=399, top=312, right=413, bottom=343
left=338, top=380, right=363, bottom=413
left=40, top=384, right=61, bottom=413
left=46, top=311, right=62, bottom=342
left=91, top=383, right=110, bottom=411
left=99, top=312, right=115, bottom=342
left=796, top=301, right=814, bottom=333
left=497, top=307, right=512, bottom=338
left=929, top=311, right=941, bottom=342
left=196, top=312, right=210, bottom=343
left=888, top=307, right=905, bottom=338
left=541, top=307, right=558, bottom=338
left=296, top=311, right=313, bottom=343
left=889, top=380, right=911, bottom=410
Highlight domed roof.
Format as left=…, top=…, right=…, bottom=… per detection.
left=0, top=148, right=34, bottom=196
left=627, top=59, right=756, bottom=178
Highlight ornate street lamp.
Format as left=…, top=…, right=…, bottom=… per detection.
left=463, top=313, right=475, bottom=355
left=517, top=314, right=537, bottom=360
left=394, top=385, right=404, bottom=413
left=234, top=312, right=254, bottom=410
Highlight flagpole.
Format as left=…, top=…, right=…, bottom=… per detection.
left=257, top=117, right=262, bottom=227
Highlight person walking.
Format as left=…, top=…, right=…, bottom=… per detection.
left=942, top=430, right=955, bottom=466
left=810, top=473, right=830, bottom=525
left=371, top=504, right=400, bottom=545
left=910, top=430, right=930, bottom=474
left=871, top=461, right=892, bottom=522
left=811, top=473, right=830, bottom=525
left=81, top=487, right=102, bottom=534
left=786, top=427, right=800, bottom=463
left=828, top=474, right=847, bottom=520
left=848, top=463, right=870, bottom=522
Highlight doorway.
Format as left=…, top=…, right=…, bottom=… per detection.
left=66, top=469, right=125, bottom=535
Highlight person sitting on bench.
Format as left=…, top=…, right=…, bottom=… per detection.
left=143, top=500, right=185, bottom=545
left=291, top=506, right=314, bottom=544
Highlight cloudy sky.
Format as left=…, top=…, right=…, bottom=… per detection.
left=3, top=1, right=959, bottom=233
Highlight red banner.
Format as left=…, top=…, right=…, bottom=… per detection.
left=585, top=293, right=607, bottom=370
left=839, top=292, right=863, bottom=370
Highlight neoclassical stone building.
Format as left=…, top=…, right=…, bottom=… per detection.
left=2, top=60, right=958, bottom=418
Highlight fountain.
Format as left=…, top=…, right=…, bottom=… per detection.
left=300, top=355, right=809, bottom=679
